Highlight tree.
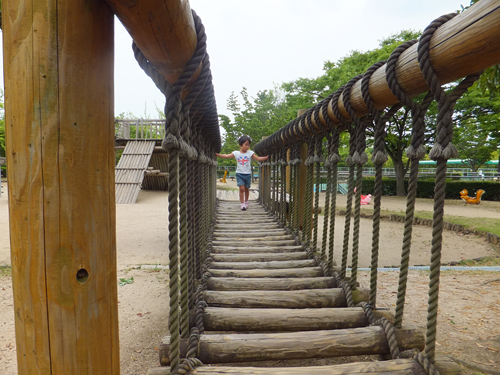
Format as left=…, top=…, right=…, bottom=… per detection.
left=453, top=87, right=500, bottom=172
left=282, top=30, right=423, bottom=195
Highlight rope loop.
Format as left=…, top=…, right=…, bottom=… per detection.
left=417, top=13, right=482, bottom=161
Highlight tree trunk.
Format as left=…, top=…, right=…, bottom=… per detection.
left=392, top=159, right=407, bottom=196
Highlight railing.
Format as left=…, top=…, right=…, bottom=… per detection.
left=115, top=119, right=166, bottom=140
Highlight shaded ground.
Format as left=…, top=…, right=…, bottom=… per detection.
left=0, top=182, right=499, bottom=374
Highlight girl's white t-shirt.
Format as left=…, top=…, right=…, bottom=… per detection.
left=232, top=150, right=254, bottom=174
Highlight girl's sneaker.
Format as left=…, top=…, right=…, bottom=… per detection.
left=244, top=201, right=249, bottom=209
left=241, top=203, right=246, bottom=211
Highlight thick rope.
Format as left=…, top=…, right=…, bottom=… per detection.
left=312, top=134, right=324, bottom=252
left=417, top=12, right=482, bottom=364
left=303, top=137, right=315, bottom=247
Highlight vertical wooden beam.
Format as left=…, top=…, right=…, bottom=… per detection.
left=4, top=0, right=119, bottom=374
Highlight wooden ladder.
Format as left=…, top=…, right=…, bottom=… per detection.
left=115, top=140, right=156, bottom=204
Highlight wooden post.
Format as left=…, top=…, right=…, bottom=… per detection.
left=3, top=0, right=119, bottom=374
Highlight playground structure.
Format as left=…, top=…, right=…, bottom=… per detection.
left=459, top=188, right=486, bottom=204
left=3, top=1, right=500, bottom=375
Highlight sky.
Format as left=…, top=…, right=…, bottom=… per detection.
left=0, top=0, right=470, bottom=119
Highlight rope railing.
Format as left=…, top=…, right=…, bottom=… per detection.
left=254, top=12, right=483, bottom=372
left=133, top=9, right=220, bottom=374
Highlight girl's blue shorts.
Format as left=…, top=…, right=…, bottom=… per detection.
left=235, top=173, right=251, bottom=188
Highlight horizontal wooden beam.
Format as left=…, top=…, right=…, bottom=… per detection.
left=105, top=0, right=197, bottom=84
left=160, top=326, right=424, bottom=364
left=327, top=0, right=500, bottom=124
left=151, top=356, right=460, bottom=375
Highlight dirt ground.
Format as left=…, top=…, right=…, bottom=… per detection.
left=0, top=181, right=499, bottom=374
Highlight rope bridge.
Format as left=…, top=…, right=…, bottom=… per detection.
left=5, top=1, right=500, bottom=374
left=143, top=5, right=498, bottom=375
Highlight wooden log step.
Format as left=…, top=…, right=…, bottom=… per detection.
left=215, top=224, right=281, bottom=230
left=154, top=356, right=460, bottom=374
left=207, top=277, right=336, bottom=291
left=202, top=307, right=394, bottom=332
left=216, top=218, right=276, bottom=224
left=211, top=252, right=308, bottom=263
left=211, top=245, right=304, bottom=254
left=160, top=325, right=424, bottom=365
left=203, top=288, right=369, bottom=308
left=209, top=259, right=316, bottom=270
left=212, top=239, right=296, bottom=247
left=208, top=267, right=323, bottom=279
left=213, top=230, right=288, bottom=238
left=213, top=235, right=294, bottom=242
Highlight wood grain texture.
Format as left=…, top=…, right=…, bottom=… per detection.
left=211, top=245, right=304, bottom=254
left=105, top=0, right=197, bottom=84
left=211, top=252, right=309, bottom=262
left=4, top=0, right=119, bottom=373
left=208, top=267, right=323, bottom=278
left=209, top=259, right=316, bottom=270
left=206, top=276, right=336, bottom=291
left=203, top=288, right=369, bottom=308
left=160, top=326, right=423, bottom=364
left=202, top=307, right=394, bottom=332
left=326, top=0, right=500, bottom=126
left=155, top=356, right=460, bottom=374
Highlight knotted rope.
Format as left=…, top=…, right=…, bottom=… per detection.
left=362, top=59, right=404, bottom=309
left=417, top=12, right=482, bottom=364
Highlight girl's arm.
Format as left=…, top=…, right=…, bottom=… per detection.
left=252, top=154, right=269, bottom=162
left=215, top=153, right=235, bottom=159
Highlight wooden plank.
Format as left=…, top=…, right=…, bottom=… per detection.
left=202, top=307, right=394, bottom=332
left=211, top=245, right=304, bottom=254
left=209, top=259, right=316, bottom=270
left=203, top=288, right=369, bottom=308
left=207, top=277, right=336, bottom=291
left=160, top=326, right=423, bottom=364
left=208, top=267, right=323, bottom=278
left=3, top=0, right=119, bottom=373
left=156, top=357, right=460, bottom=375
left=211, top=252, right=309, bottom=262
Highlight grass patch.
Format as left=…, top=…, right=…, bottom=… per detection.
left=0, top=265, right=12, bottom=277
left=458, top=256, right=500, bottom=266
left=217, top=186, right=239, bottom=192
left=330, top=205, right=500, bottom=237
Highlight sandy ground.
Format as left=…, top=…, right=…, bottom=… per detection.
left=0, top=180, right=499, bottom=374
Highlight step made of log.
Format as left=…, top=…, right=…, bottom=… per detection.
left=213, top=235, right=294, bottom=243
left=209, top=259, right=316, bottom=270
left=211, top=245, right=304, bottom=254
left=203, top=288, right=369, bottom=308
left=212, top=239, right=296, bottom=247
left=155, top=356, right=460, bottom=375
left=213, top=231, right=288, bottom=238
left=215, top=225, right=281, bottom=231
left=211, top=252, right=308, bottom=263
left=160, top=326, right=424, bottom=364
left=208, top=267, right=323, bottom=279
left=207, top=277, right=336, bottom=291
left=202, top=307, right=394, bottom=332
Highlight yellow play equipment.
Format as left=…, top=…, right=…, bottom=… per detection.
left=460, top=189, right=485, bottom=205
left=220, top=170, right=228, bottom=183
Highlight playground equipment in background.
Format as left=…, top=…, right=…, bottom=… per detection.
left=354, top=187, right=372, bottom=205
left=460, top=189, right=485, bottom=204
left=220, top=170, right=228, bottom=183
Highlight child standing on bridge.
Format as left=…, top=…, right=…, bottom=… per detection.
left=216, top=135, right=269, bottom=210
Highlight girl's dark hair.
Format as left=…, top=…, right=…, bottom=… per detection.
left=238, top=135, right=252, bottom=146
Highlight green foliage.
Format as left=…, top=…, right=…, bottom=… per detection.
left=0, top=265, right=11, bottom=277
left=361, top=177, right=500, bottom=201
left=118, top=277, right=134, bottom=286
left=221, top=87, right=292, bottom=156
left=453, top=87, right=500, bottom=171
